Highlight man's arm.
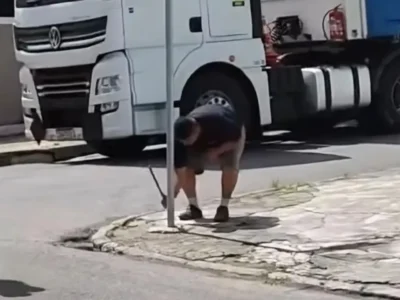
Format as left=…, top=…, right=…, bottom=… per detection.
left=172, top=140, right=187, bottom=197
left=160, top=148, right=186, bottom=208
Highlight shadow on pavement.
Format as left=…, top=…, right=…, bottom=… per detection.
left=192, top=216, right=280, bottom=233
left=0, top=280, right=45, bottom=297
left=269, top=125, right=400, bottom=151
left=65, top=139, right=350, bottom=170
left=65, top=123, right=400, bottom=169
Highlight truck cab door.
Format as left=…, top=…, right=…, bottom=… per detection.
left=206, top=0, right=252, bottom=37
left=122, top=0, right=203, bottom=54
left=121, top=0, right=203, bottom=132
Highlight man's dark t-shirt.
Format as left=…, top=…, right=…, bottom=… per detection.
left=189, top=104, right=242, bottom=151
left=175, top=104, right=243, bottom=167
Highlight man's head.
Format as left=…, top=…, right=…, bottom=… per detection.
left=174, top=116, right=200, bottom=145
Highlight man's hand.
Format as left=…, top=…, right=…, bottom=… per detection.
left=161, top=179, right=181, bottom=209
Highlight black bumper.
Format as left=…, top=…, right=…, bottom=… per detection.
left=30, top=110, right=103, bottom=144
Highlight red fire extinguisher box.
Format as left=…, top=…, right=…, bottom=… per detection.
left=329, top=5, right=346, bottom=41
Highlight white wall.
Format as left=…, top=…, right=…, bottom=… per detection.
left=0, top=1, right=23, bottom=127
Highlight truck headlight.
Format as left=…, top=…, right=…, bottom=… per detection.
left=100, top=102, right=119, bottom=113
left=95, top=75, right=121, bottom=95
left=22, top=84, right=33, bottom=99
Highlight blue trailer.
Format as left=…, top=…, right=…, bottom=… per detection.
left=365, top=0, right=400, bottom=38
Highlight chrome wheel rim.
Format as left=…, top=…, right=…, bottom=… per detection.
left=195, top=90, right=233, bottom=109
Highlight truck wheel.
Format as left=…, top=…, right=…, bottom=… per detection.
left=88, top=137, right=146, bottom=159
left=369, top=58, right=400, bottom=132
left=180, top=72, right=256, bottom=138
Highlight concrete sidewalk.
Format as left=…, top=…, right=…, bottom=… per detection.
left=0, top=136, right=94, bottom=166
left=93, top=168, right=400, bottom=299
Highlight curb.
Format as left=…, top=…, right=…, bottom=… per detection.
left=91, top=214, right=269, bottom=278
left=0, top=144, right=95, bottom=167
left=91, top=215, right=399, bottom=299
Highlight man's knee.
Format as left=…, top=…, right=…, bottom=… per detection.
left=175, top=166, right=201, bottom=179
left=221, top=166, right=239, bottom=175
left=220, top=151, right=240, bottom=171
left=175, top=167, right=188, bottom=177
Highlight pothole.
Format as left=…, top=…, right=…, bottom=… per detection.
left=54, top=217, right=124, bottom=252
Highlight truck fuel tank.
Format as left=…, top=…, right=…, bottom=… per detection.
left=301, top=65, right=371, bottom=113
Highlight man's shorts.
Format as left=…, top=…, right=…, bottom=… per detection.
left=175, top=126, right=246, bottom=171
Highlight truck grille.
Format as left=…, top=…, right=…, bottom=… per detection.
left=14, top=17, right=107, bottom=53
left=41, top=109, right=87, bottom=128
left=32, top=65, right=94, bottom=128
left=16, top=0, right=81, bottom=8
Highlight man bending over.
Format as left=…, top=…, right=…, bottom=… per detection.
left=173, top=104, right=246, bottom=222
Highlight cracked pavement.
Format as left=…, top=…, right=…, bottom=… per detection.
left=103, top=168, right=400, bottom=299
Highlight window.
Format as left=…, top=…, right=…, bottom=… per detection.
left=0, top=0, right=14, bottom=18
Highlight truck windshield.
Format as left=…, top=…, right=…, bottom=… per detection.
left=16, top=0, right=81, bottom=8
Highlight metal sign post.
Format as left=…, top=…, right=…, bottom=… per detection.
left=165, top=0, right=175, bottom=227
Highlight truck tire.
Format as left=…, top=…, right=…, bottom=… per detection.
left=180, top=72, right=256, bottom=138
left=366, top=58, right=400, bottom=132
left=88, top=137, right=146, bottom=159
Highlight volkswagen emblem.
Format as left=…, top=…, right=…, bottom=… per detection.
left=49, top=26, right=61, bottom=50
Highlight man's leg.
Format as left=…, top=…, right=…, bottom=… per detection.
left=173, top=142, right=202, bottom=220
left=176, top=152, right=204, bottom=220
left=214, top=127, right=246, bottom=222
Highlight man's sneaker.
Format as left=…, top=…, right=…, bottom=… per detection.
left=179, top=205, right=203, bottom=220
left=213, top=206, right=229, bottom=222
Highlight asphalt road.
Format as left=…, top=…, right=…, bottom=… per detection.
left=1, top=127, right=398, bottom=299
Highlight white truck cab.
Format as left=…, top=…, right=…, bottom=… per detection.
left=14, top=0, right=400, bottom=157
left=15, top=0, right=270, bottom=156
